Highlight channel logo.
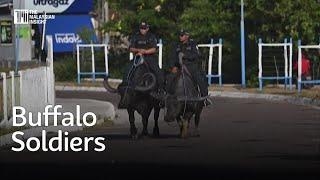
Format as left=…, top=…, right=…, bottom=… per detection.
left=14, top=10, right=30, bottom=24
left=55, top=33, right=82, bottom=44
left=14, top=9, right=55, bottom=24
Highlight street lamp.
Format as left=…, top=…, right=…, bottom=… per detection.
left=240, top=0, right=246, bottom=87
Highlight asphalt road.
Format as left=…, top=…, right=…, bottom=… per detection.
left=1, top=91, right=320, bottom=179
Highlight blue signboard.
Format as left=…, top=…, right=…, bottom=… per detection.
left=25, top=0, right=93, bottom=14
left=41, top=15, right=97, bottom=52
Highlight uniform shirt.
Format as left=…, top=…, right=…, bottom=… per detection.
left=171, top=39, right=200, bottom=67
left=129, top=31, right=158, bottom=53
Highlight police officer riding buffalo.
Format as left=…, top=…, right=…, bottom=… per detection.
left=104, top=22, right=211, bottom=139
left=163, top=29, right=211, bottom=138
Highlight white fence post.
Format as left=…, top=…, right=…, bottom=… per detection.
left=19, top=71, right=22, bottom=107
left=91, top=43, right=96, bottom=81
left=1, top=73, right=7, bottom=122
left=130, top=52, right=134, bottom=61
left=289, top=38, right=293, bottom=90
left=77, top=44, right=81, bottom=84
left=218, top=38, right=223, bottom=86
left=158, top=39, right=163, bottom=69
left=284, top=38, right=288, bottom=88
left=105, top=45, right=109, bottom=77
left=298, top=42, right=302, bottom=92
left=9, top=71, right=15, bottom=109
left=258, top=38, right=263, bottom=90
left=207, top=39, right=214, bottom=85
left=46, top=35, right=55, bottom=105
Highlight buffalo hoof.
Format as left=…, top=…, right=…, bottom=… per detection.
left=193, top=129, right=200, bottom=137
left=164, top=117, right=175, bottom=123
left=180, top=133, right=188, bottom=139
left=141, top=130, right=149, bottom=137
left=130, top=127, right=138, bottom=139
left=153, top=127, right=160, bottom=137
left=131, top=134, right=138, bottom=140
left=180, top=121, right=188, bottom=139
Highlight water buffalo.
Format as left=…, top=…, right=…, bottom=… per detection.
left=164, top=65, right=206, bottom=138
left=103, top=58, right=161, bottom=139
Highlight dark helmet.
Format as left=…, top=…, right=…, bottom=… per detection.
left=139, top=22, right=150, bottom=29
left=179, top=29, right=190, bottom=36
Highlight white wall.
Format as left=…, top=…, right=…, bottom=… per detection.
left=0, top=36, right=55, bottom=128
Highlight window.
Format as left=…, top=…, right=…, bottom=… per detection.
left=0, top=20, right=12, bottom=44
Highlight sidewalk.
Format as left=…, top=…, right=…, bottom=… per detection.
left=55, top=82, right=320, bottom=108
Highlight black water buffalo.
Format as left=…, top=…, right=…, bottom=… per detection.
left=164, top=65, right=206, bottom=138
left=103, top=59, right=161, bottom=139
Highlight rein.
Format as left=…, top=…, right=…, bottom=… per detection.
left=124, top=55, right=151, bottom=97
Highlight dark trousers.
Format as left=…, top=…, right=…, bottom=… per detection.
left=185, top=64, right=208, bottom=96
left=122, top=56, right=164, bottom=88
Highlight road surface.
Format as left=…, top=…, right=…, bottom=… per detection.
left=1, top=91, right=320, bottom=179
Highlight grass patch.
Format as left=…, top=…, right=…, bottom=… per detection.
left=54, top=57, right=77, bottom=82
left=0, top=67, right=12, bottom=73
left=0, top=61, right=46, bottom=73
left=209, top=85, right=320, bottom=100
left=56, top=81, right=121, bottom=89
left=57, top=81, right=320, bottom=100
left=56, top=81, right=104, bottom=87
left=0, top=126, right=28, bottom=136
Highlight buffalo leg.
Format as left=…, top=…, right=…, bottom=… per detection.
left=153, top=107, right=160, bottom=137
left=141, top=109, right=151, bottom=137
left=177, top=115, right=188, bottom=138
left=194, top=112, right=201, bottom=137
left=184, top=113, right=193, bottom=138
left=128, top=108, right=137, bottom=139
left=194, top=104, right=203, bottom=137
left=180, top=119, right=188, bottom=139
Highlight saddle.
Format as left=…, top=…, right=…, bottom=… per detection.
left=176, top=52, right=212, bottom=105
left=178, top=53, right=202, bottom=98
left=127, top=55, right=152, bottom=85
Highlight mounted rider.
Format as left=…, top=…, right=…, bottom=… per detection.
left=169, top=29, right=211, bottom=105
left=122, top=21, right=166, bottom=99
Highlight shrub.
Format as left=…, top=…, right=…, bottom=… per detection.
left=54, top=56, right=77, bottom=82
left=247, top=66, right=259, bottom=88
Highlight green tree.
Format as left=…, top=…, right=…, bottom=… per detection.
left=246, top=0, right=320, bottom=43
left=101, top=0, right=320, bottom=82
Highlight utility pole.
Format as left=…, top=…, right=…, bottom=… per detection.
left=97, top=0, right=102, bottom=43
left=241, top=0, right=246, bottom=87
left=103, top=1, right=109, bottom=44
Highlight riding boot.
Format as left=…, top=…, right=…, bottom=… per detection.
left=200, top=87, right=212, bottom=106
left=204, top=98, right=213, bottom=106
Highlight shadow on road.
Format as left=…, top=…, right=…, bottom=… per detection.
left=90, top=133, right=181, bottom=140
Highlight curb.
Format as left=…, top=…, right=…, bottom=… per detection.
left=56, top=86, right=106, bottom=92
left=210, top=91, right=320, bottom=108
left=56, top=85, right=320, bottom=108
